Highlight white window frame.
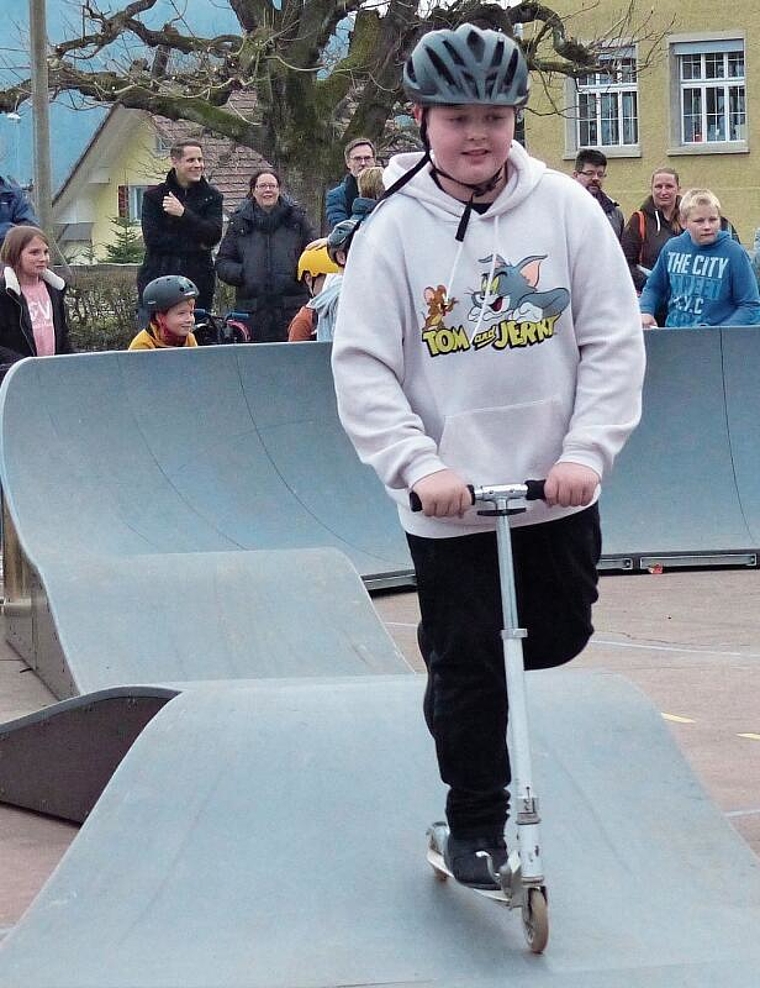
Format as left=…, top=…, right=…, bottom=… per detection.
left=128, top=185, right=151, bottom=221
left=674, top=39, right=745, bottom=146
left=572, top=46, right=639, bottom=151
left=667, top=34, right=748, bottom=155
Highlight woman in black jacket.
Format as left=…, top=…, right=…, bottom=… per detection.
left=215, top=169, right=316, bottom=342
left=0, top=225, right=73, bottom=382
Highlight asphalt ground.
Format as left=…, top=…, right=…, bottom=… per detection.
left=0, top=568, right=758, bottom=933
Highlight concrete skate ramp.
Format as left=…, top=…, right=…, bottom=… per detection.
left=0, top=347, right=414, bottom=694
left=0, top=687, right=176, bottom=822
left=600, top=327, right=759, bottom=565
left=3, top=331, right=760, bottom=629
left=0, top=345, right=410, bottom=580
left=8, top=548, right=411, bottom=698
left=1, top=673, right=759, bottom=988
left=722, top=326, right=760, bottom=537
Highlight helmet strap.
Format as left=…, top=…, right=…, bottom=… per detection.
left=429, top=162, right=506, bottom=242
left=350, top=108, right=505, bottom=243
left=343, top=139, right=432, bottom=239
left=154, top=315, right=188, bottom=347
left=378, top=148, right=432, bottom=201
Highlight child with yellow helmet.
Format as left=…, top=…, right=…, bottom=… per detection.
left=288, top=241, right=341, bottom=341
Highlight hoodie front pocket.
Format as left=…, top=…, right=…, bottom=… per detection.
left=438, top=399, right=566, bottom=487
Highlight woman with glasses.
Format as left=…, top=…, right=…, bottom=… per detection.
left=216, top=168, right=316, bottom=342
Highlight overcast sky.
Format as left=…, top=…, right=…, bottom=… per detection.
left=1, top=0, right=238, bottom=188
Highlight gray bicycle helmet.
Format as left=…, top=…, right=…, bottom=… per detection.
left=327, top=218, right=360, bottom=264
left=143, top=275, right=199, bottom=313
left=403, top=24, right=529, bottom=108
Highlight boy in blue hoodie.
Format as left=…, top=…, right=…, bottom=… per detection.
left=640, top=188, right=760, bottom=328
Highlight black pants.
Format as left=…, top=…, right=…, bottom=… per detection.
left=238, top=300, right=303, bottom=343
left=407, top=505, right=601, bottom=838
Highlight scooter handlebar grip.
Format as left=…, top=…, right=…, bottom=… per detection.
left=525, top=479, right=546, bottom=501
left=409, top=485, right=476, bottom=512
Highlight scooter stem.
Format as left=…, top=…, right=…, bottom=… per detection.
left=495, top=511, right=544, bottom=884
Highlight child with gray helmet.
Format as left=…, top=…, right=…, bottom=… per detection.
left=332, top=24, right=645, bottom=889
left=129, top=275, right=200, bottom=349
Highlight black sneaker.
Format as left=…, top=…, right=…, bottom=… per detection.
left=444, top=833, right=508, bottom=890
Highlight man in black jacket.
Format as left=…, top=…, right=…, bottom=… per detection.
left=137, top=141, right=223, bottom=319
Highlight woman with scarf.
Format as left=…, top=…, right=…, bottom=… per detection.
left=215, top=169, right=316, bottom=342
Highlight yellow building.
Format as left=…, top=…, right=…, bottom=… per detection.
left=524, top=1, right=759, bottom=244
left=53, top=99, right=263, bottom=262
left=52, top=108, right=166, bottom=262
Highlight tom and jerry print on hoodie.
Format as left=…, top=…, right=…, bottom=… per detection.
left=421, top=253, right=570, bottom=357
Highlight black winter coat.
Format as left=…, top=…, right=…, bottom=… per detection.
left=0, top=266, right=73, bottom=382
left=137, top=171, right=223, bottom=311
left=215, top=198, right=316, bottom=342
left=621, top=196, right=684, bottom=293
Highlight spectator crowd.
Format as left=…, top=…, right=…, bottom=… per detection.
left=569, top=148, right=760, bottom=328
left=3, top=121, right=760, bottom=375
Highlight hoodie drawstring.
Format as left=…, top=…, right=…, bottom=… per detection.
left=467, top=217, right=500, bottom=344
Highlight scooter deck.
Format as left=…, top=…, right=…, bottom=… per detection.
left=426, top=844, right=510, bottom=904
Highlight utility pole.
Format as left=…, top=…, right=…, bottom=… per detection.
left=29, top=0, right=53, bottom=232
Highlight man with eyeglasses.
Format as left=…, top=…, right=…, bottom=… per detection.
left=325, top=137, right=377, bottom=228
left=572, top=148, right=624, bottom=240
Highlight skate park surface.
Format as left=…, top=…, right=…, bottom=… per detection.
left=1, top=335, right=760, bottom=984
left=1, top=575, right=760, bottom=986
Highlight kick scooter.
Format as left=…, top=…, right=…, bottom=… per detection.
left=411, top=481, right=549, bottom=954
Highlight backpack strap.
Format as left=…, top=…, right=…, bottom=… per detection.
left=635, top=210, right=645, bottom=265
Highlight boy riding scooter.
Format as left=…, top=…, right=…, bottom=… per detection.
left=332, top=24, right=645, bottom=891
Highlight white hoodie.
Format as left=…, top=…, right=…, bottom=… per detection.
left=332, top=143, right=645, bottom=538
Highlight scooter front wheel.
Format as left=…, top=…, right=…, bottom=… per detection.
left=522, top=887, right=549, bottom=953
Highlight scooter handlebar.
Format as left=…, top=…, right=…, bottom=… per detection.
left=409, top=480, right=545, bottom=513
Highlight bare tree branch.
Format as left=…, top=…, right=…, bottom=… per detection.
left=0, top=0, right=672, bottom=218
left=54, top=0, right=240, bottom=60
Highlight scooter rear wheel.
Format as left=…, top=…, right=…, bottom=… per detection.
left=522, top=888, right=549, bottom=953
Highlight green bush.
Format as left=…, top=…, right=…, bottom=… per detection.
left=100, top=217, right=145, bottom=265
left=60, top=264, right=139, bottom=352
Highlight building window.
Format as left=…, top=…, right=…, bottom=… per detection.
left=674, top=41, right=745, bottom=144
left=127, top=185, right=150, bottom=221
left=574, top=50, right=638, bottom=148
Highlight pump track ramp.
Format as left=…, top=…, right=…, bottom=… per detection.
left=1, top=673, right=760, bottom=987
left=0, top=333, right=759, bottom=985
left=2, top=330, right=760, bottom=603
